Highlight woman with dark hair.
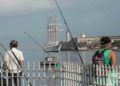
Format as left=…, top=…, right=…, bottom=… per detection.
left=99, top=36, right=116, bottom=67
left=92, top=36, right=117, bottom=86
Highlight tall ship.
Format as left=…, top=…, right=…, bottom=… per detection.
left=44, top=16, right=62, bottom=52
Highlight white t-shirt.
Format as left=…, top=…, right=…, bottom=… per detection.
left=4, top=48, right=24, bottom=73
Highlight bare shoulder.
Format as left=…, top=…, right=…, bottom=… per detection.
left=110, top=50, right=116, bottom=57
left=109, top=50, right=116, bottom=65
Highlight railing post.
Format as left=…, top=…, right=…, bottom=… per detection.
left=32, top=61, right=35, bottom=86
left=27, top=61, right=30, bottom=86
left=82, top=64, right=85, bottom=86
left=22, top=71, right=25, bottom=86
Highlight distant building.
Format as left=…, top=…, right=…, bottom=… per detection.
left=66, top=30, right=71, bottom=42
left=77, top=33, right=120, bottom=50
left=77, top=33, right=99, bottom=45
left=62, top=32, right=120, bottom=50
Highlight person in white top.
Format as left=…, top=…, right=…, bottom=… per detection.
left=4, top=40, right=24, bottom=86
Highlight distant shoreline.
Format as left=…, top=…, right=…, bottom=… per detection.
left=60, top=48, right=120, bottom=51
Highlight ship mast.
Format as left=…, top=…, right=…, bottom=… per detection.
left=47, top=16, right=58, bottom=46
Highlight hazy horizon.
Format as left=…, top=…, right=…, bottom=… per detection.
left=0, top=0, right=120, bottom=60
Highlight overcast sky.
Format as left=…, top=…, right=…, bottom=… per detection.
left=0, top=0, right=120, bottom=60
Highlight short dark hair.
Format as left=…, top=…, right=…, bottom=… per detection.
left=100, top=36, right=111, bottom=45
left=10, top=40, right=18, bottom=48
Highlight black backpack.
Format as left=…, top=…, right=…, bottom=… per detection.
left=92, top=49, right=106, bottom=76
left=92, top=49, right=106, bottom=65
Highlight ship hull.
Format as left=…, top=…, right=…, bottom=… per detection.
left=44, top=45, right=60, bottom=52
left=44, top=43, right=62, bottom=52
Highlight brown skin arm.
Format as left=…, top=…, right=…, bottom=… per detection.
left=109, top=51, right=116, bottom=67
left=19, top=60, right=24, bottom=65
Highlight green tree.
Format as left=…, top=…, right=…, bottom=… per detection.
left=112, top=40, right=120, bottom=48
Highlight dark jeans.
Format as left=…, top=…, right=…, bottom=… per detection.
left=0, top=77, right=6, bottom=86
left=8, top=72, right=22, bottom=86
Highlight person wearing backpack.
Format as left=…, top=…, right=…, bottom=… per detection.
left=92, top=36, right=116, bottom=86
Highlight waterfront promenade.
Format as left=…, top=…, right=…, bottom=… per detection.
left=0, top=50, right=120, bottom=86
left=0, top=60, right=120, bottom=86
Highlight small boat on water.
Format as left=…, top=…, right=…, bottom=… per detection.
left=40, top=56, right=59, bottom=65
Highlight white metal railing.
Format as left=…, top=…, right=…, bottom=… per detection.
left=0, top=61, right=61, bottom=86
left=83, top=64, right=120, bottom=86
left=0, top=61, right=120, bottom=86
left=60, top=62, right=120, bottom=86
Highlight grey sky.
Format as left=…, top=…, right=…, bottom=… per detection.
left=0, top=0, right=120, bottom=60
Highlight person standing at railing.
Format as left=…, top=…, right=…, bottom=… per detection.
left=92, top=36, right=117, bottom=86
left=4, top=40, right=24, bottom=86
